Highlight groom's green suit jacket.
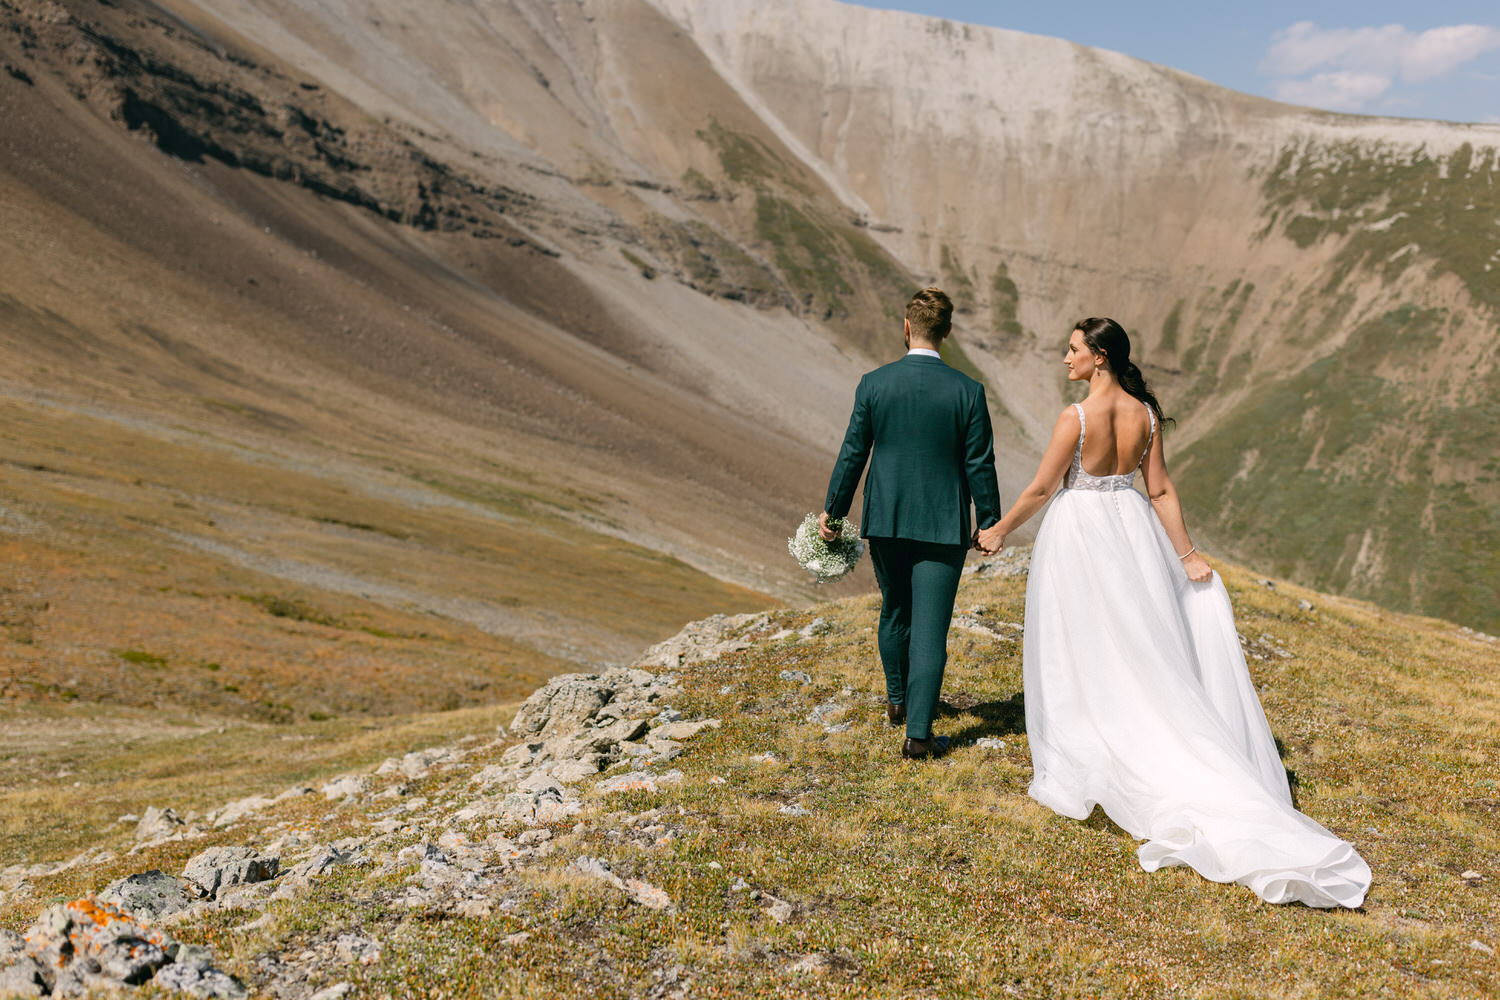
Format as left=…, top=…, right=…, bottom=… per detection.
left=825, top=353, right=1003, bottom=545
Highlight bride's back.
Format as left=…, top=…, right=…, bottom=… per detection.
left=1078, top=392, right=1154, bottom=477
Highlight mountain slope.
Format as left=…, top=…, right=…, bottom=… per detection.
left=1, top=0, right=1498, bottom=652
left=651, top=0, right=1500, bottom=630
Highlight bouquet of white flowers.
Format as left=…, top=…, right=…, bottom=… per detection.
left=788, top=513, right=864, bottom=583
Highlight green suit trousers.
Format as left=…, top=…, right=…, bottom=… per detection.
left=868, top=537, right=967, bottom=740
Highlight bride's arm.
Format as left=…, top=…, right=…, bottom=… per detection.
left=1140, top=428, right=1213, bottom=582
left=984, top=407, right=1080, bottom=544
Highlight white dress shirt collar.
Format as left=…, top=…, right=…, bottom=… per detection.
left=906, top=347, right=942, bottom=359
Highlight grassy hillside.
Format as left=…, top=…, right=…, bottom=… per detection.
left=5, top=557, right=1495, bottom=998
left=1168, top=139, right=1500, bottom=633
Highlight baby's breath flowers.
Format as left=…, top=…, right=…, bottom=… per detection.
left=788, top=513, right=864, bottom=583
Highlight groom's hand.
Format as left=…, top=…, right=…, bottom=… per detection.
left=818, top=511, right=841, bottom=541
left=976, top=524, right=1005, bottom=555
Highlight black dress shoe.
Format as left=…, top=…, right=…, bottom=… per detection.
left=901, top=735, right=950, bottom=760
left=886, top=700, right=906, bottom=726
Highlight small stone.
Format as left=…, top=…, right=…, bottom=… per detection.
left=550, top=758, right=604, bottom=784
left=807, top=701, right=845, bottom=724
left=651, top=719, right=720, bottom=741
left=707, top=861, right=722, bottom=870
left=573, top=856, right=673, bottom=911
left=455, top=899, right=492, bottom=919
left=1470, top=939, right=1496, bottom=956
left=502, top=932, right=531, bottom=946
left=973, top=737, right=1006, bottom=750
left=778, top=803, right=811, bottom=817
left=117, top=813, right=139, bottom=824
left=320, top=775, right=368, bottom=801
left=136, top=805, right=186, bottom=843
left=333, top=933, right=381, bottom=965
left=153, top=961, right=248, bottom=998
left=1461, top=869, right=1484, bottom=881
left=729, top=877, right=751, bottom=893
left=1297, top=599, right=1314, bottom=611
left=309, top=984, right=354, bottom=1000
left=823, top=722, right=852, bottom=734
left=778, top=669, right=812, bottom=684
left=1257, top=578, right=1277, bottom=589
left=763, top=894, right=794, bottom=924
left=595, top=770, right=683, bottom=795
left=788, top=951, right=859, bottom=976
left=212, top=795, right=275, bottom=828
left=519, top=772, right=564, bottom=795
left=281, top=844, right=356, bottom=883
left=750, top=753, right=777, bottom=764
left=799, top=617, right=829, bottom=638
left=709, top=775, right=727, bottom=784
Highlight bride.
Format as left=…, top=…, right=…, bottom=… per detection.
left=976, top=317, right=1370, bottom=908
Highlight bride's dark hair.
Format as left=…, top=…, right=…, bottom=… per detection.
left=1076, top=317, right=1174, bottom=428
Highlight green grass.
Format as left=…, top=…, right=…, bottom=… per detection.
left=751, top=193, right=916, bottom=359
left=7, top=561, right=1496, bottom=996
left=651, top=217, right=784, bottom=306
left=619, top=248, right=656, bottom=280
left=113, top=649, right=168, bottom=669
left=696, top=118, right=804, bottom=190
left=940, top=244, right=977, bottom=313
left=990, top=261, right=1023, bottom=341
left=1177, top=303, right=1500, bottom=631
left=1260, top=141, right=1500, bottom=310
left=239, top=592, right=341, bottom=627
left=1158, top=298, right=1184, bottom=353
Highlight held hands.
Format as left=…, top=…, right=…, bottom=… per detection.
left=974, top=524, right=1005, bottom=556
left=818, top=511, right=842, bottom=541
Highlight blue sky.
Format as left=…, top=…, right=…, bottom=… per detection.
left=852, top=2, right=1500, bottom=124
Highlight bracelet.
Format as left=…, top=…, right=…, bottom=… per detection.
left=1177, top=546, right=1197, bottom=560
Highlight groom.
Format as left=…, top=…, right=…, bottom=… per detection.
left=821, top=287, right=1004, bottom=759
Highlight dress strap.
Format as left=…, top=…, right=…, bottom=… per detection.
left=1072, top=403, right=1086, bottom=449
left=1136, top=402, right=1156, bottom=471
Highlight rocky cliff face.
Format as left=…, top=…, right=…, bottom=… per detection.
left=1, top=0, right=1496, bottom=628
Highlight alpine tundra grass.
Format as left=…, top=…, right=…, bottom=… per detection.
left=3, top=558, right=1495, bottom=998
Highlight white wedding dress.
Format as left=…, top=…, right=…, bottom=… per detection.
left=1023, top=402, right=1371, bottom=908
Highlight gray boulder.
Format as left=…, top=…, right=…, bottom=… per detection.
left=0, top=952, right=44, bottom=998
left=99, top=869, right=192, bottom=921
left=182, top=847, right=279, bottom=898
left=154, top=960, right=248, bottom=999
left=21, top=899, right=177, bottom=996
left=511, top=667, right=685, bottom=738
left=633, top=612, right=767, bottom=668
left=511, top=675, right=610, bottom=736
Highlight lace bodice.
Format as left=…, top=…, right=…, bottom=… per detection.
left=1065, top=402, right=1155, bottom=492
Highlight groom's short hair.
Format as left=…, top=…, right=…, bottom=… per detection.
left=906, top=287, right=953, bottom=342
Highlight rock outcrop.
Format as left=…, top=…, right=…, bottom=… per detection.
left=0, top=613, right=744, bottom=998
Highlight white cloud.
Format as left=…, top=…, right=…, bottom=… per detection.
left=1273, top=72, right=1392, bottom=112
left=1262, top=21, right=1500, bottom=111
